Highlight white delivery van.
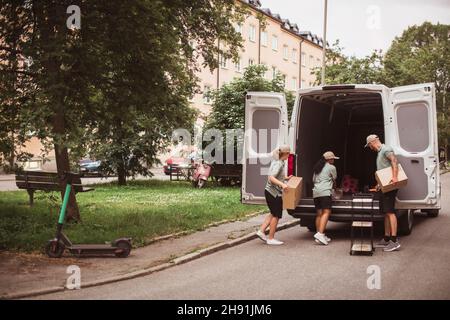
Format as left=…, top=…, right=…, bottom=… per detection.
left=242, top=84, right=441, bottom=235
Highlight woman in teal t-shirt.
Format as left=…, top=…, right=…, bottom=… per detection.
left=312, top=151, right=339, bottom=246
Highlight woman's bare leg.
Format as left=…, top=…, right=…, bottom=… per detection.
left=260, top=214, right=272, bottom=233
left=315, top=210, right=322, bottom=231
left=319, top=209, right=331, bottom=234
left=268, top=216, right=280, bottom=240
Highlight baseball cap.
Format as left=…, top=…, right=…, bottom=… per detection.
left=323, top=151, right=340, bottom=160
left=365, top=134, right=379, bottom=148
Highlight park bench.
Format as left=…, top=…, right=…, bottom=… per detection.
left=15, top=171, right=94, bottom=206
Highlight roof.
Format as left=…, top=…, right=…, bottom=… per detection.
left=239, top=0, right=329, bottom=48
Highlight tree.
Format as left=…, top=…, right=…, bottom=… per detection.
left=204, top=64, right=295, bottom=162
left=0, top=0, right=248, bottom=219
left=207, top=64, right=295, bottom=130
left=315, top=23, right=450, bottom=158
left=383, top=22, right=450, bottom=159
left=313, top=40, right=385, bottom=86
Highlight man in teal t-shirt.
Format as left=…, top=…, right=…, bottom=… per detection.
left=365, top=134, right=400, bottom=252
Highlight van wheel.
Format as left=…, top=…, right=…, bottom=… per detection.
left=300, top=218, right=316, bottom=232
left=398, top=209, right=414, bottom=236
left=422, top=209, right=439, bottom=218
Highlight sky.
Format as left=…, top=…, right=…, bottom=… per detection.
left=261, top=0, right=450, bottom=58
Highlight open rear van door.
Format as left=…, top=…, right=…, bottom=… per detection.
left=389, top=83, right=440, bottom=209
left=242, top=92, right=288, bottom=204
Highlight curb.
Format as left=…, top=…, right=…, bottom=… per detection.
left=1, top=219, right=299, bottom=300
left=146, top=210, right=267, bottom=244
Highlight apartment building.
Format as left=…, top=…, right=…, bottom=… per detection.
left=191, top=0, right=327, bottom=122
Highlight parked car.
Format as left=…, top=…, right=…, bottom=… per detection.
left=163, top=156, right=187, bottom=175
left=79, top=159, right=102, bottom=175
left=242, top=84, right=441, bottom=236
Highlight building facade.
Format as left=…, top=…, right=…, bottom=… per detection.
left=191, top=0, right=326, bottom=122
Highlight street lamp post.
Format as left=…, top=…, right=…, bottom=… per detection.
left=321, top=0, right=328, bottom=86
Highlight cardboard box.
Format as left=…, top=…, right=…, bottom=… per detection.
left=282, top=176, right=303, bottom=210
left=375, top=164, right=408, bottom=193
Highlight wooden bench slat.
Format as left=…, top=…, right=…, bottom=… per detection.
left=15, top=171, right=94, bottom=205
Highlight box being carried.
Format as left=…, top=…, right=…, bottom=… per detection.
left=282, top=176, right=303, bottom=210
left=375, top=164, right=408, bottom=193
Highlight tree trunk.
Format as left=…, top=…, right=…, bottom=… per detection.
left=52, top=106, right=80, bottom=222
left=115, top=117, right=127, bottom=186
left=54, top=144, right=81, bottom=222
left=117, top=159, right=127, bottom=186
left=37, top=2, right=81, bottom=222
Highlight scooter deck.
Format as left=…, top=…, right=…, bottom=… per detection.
left=70, top=244, right=115, bottom=250
left=68, top=244, right=119, bottom=255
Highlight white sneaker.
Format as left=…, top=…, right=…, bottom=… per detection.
left=256, top=230, right=267, bottom=242
left=266, top=238, right=284, bottom=245
left=314, top=232, right=329, bottom=245
left=315, top=236, right=331, bottom=243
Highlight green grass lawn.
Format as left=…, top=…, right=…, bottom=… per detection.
left=0, top=180, right=266, bottom=252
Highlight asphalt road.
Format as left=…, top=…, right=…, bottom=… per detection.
left=34, top=173, right=450, bottom=300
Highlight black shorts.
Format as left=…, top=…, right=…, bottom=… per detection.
left=314, top=196, right=332, bottom=210
left=265, top=189, right=283, bottom=218
left=379, top=190, right=398, bottom=214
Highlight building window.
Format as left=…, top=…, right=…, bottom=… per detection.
left=301, top=51, right=306, bottom=67
left=282, top=74, right=287, bottom=88
left=220, top=55, right=228, bottom=69
left=301, top=79, right=306, bottom=89
left=283, top=45, right=289, bottom=60
left=316, top=58, right=321, bottom=68
left=249, top=25, right=256, bottom=42
left=261, top=63, right=269, bottom=79
left=309, top=55, right=314, bottom=68
left=248, top=58, right=255, bottom=66
left=272, top=66, right=277, bottom=79
left=272, top=35, right=278, bottom=51
left=203, top=86, right=212, bottom=104
left=235, top=57, right=242, bottom=73
left=261, top=31, right=268, bottom=47
left=292, top=77, right=297, bottom=90
left=235, top=23, right=243, bottom=35
left=292, top=49, right=298, bottom=64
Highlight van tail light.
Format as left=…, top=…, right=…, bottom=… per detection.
left=288, top=153, right=295, bottom=176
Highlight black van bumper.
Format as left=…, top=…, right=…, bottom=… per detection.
left=287, top=197, right=386, bottom=222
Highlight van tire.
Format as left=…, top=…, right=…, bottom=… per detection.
left=300, top=218, right=316, bottom=232
left=398, top=209, right=414, bottom=236
left=423, top=209, right=439, bottom=218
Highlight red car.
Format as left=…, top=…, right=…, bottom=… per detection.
left=163, top=156, right=186, bottom=175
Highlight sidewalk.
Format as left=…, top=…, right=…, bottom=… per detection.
left=0, top=211, right=298, bottom=299
left=0, top=174, right=15, bottom=181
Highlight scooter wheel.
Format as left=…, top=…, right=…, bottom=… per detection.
left=114, top=240, right=132, bottom=258
left=197, top=179, right=206, bottom=188
left=45, top=240, right=65, bottom=258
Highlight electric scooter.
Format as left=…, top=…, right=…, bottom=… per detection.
left=191, top=160, right=211, bottom=188
left=45, top=172, right=132, bottom=258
